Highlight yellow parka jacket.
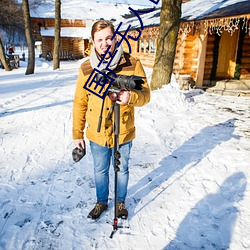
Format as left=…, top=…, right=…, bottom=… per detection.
left=72, top=52, right=150, bottom=148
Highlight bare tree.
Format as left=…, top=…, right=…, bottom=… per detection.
left=53, top=0, right=61, bottom=70
left=0, top=37, right=11, bottom=71
left=0, top=0, right=24, bottom=36
left=151, top=0, right=182, bottom=90
left=22, top=0, right=35, bottom=75
left=0, top=0, right=23, bottom=71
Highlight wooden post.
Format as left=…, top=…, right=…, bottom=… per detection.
left=195, top=32, right=207, bottom=88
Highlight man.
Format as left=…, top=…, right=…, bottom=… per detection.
left=72, top=20, right=150, bottom=220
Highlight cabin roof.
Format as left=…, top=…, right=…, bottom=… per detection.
left=114, top=0, right=250, bottom=31
left=30, top=0, right=151, bottom=21
left=182, top=0, right=250, bottom=21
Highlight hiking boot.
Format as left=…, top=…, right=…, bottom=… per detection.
left=87, top=202, right=108, bottom=220
left=117, top=202, right=128, bottom=219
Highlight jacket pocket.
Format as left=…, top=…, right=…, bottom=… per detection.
left=120, top=106, right=135, bottom=134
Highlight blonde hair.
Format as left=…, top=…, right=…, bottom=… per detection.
left=91, top=20, right=115, bottom=40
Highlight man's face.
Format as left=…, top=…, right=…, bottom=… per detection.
left=93, top=27, right=117, bottom=59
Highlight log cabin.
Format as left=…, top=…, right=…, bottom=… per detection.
left=31, top=18, right=92, bottom=60
left=30, top=1, right=152, bottom=61
left=118, top=0, right=250, bottom=94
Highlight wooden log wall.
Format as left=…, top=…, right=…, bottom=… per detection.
left=203, top=34, right=216, bottom=82
left=32, top=18, right=86, bottom=29
left=61, top=38, right=74, bottom=52
left=126, top=28, right=200, bottom=81
left=72, top=38, right=88, bottom=56
left=173, top=34, right=185, bottom=74
left=41, top=37, right=53, bottom=58
left=41, top=37, right=87, bottom=58
left=184, top=35, right=198, bottom=79
left=173, top=34, right=199, bottom=80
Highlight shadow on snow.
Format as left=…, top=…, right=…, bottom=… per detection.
left=128, top=118, right=239, bottom=212
left=127, top=118, right=243, bottom=248
left=0, top=100, right=73, bottom=117
left=164, top=172, right=247, bottom=249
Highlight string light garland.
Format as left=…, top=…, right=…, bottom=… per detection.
left=126, top=15, right=250, bottom=43
left=179, top=15, right=250, bottom=37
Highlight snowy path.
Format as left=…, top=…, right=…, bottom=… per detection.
left=0, top=59, right=250, bottom=249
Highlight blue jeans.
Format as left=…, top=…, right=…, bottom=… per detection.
left=90, top=141, right=132, bottom=205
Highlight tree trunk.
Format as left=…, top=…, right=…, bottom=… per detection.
left=53, top=0, right=61, bottom=70
left=22, top=0, right=35, bottom=75
left=151, top=0, right=182, bottom=90
left=0, top=37, right=11, bottom=71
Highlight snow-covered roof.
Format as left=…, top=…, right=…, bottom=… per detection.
left=32, top=0, right=250, bottom=38
left=113, top=8, right=160, bottom=31
left=30, top=0, right=250, bottom=22
left=114, top=0, right=250, bottom=31
left=40, top=27, right=92, bottom=39
left=182, top=0, right=250, bottom=21
left=30, top=0, right=152, bottom=21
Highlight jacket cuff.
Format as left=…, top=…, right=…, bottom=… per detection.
left=72, top=131, right=84, bottom=140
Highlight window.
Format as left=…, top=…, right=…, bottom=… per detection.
left=137, top=38, right=156, bottom=54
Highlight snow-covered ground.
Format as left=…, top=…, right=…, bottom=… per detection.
left=0, top=49, right=250, bottom=250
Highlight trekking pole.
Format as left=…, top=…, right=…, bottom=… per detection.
left=110, top=102, right=121, bottom=238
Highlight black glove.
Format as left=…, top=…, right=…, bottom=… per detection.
left=72, top=146, right=86, bottom=162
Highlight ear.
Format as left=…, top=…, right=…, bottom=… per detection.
left=112, top=34, right=118, bottom=43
